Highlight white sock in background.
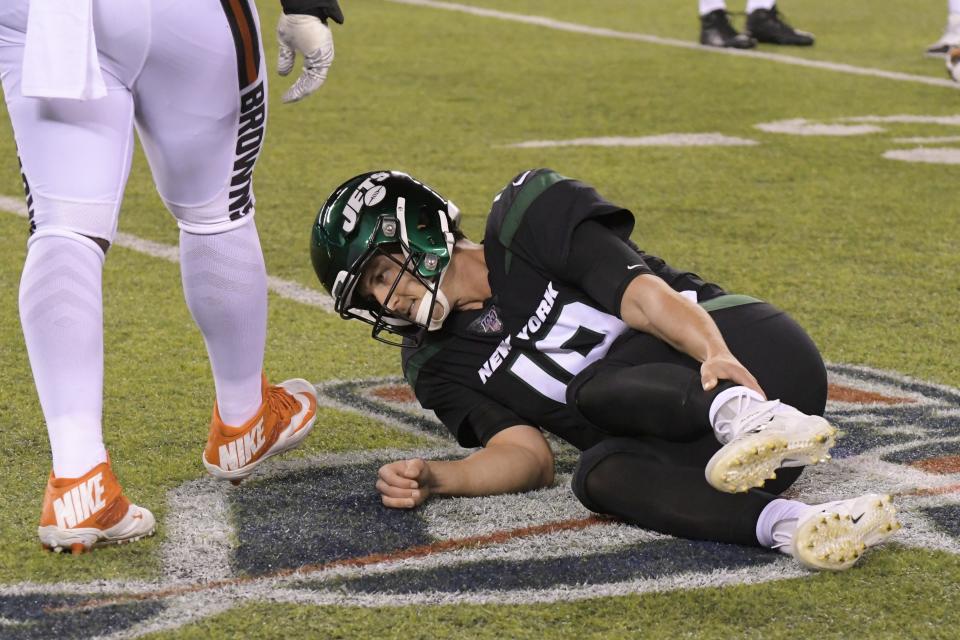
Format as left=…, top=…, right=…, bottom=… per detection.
left=19, top=232, right=108, bottom=478
left=746, top=0, right=776, bottom=13
left=951, top=0, right=960, bottom=17
left=180, top=220, right=267, bottom=426
left=699, top=0, right=727, bottom=16
left=756, top=498, right=812, bottom=551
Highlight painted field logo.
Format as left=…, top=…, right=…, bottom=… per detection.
left=3, top=365, right=959, bottom=637
left=277, top=363, right=960, bottom=606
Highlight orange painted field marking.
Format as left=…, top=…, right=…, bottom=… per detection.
left=910, top=456, right=960, bottom=475
left=827, top=383, right=914, bottom=405
left=900, top=483, right=960, bottom=498
left=370, top=385, right=418, bottom=404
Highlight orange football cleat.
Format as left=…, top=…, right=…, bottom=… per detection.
left=38, top=460, right=156, bottom=554
left=202, top=377, right=317, bottom=484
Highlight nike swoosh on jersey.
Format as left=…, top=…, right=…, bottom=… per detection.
left=626, top=264, right=645, bottom=270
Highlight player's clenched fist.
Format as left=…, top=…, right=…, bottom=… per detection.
left=277, top=13, right=334, bottom=103
left=377, top=458, right=433, bottom=509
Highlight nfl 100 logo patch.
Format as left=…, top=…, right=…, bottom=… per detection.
left=4, top=364, right=959, bottom=635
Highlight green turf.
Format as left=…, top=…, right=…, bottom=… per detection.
left=1, top=0, right=959, bottom=635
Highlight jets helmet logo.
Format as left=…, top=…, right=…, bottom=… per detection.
left=342, top=171, right=390, bottom=233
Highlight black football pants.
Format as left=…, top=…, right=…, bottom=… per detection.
left=570, top=301, right=828, bottom=545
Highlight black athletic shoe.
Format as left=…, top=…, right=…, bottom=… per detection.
left=699, top=9, right=756, bottom=49
left=746, top=6, right=815, bottom=46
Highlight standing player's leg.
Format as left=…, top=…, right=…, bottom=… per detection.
left=571, top=436, right=899, bottom=570
left=927, top=0, right=960, bottom=57
left=744, top=1, right=815, bottom=46
left=0, top=6, right=155, bottom=552
left=698, top=0, right=756, bottom=49
left=133, top=0, right=316, bottom=484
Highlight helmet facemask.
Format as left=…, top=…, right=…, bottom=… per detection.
left=331, top=215, right=453, bottom=347
left=312, top=171, right=460, bottom=348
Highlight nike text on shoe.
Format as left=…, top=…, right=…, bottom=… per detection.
left=700, top=10, right=756, bottom=49
left=705, top=401, right=837, bottom=493
left=791, top=494, right=900, bottom=570
left=38, top=460, right=156, bottom=554
left=203, top=377, right=318, bottom=484
left=746, top=6, right=815, bottom=46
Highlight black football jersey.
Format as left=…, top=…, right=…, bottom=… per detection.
left=401, top=169, right=725, bottom=451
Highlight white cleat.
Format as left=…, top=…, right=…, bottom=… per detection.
left=791, top=493, right=901, bottom=571
left=39, top=504, right=156, bottom=554
left=203, top=377, right=318, bottom=484
left=926, top=15, right=960, bottom=57
left=38, top=460, right=156, bottom=554
left=705, top=401, right=836, bottom=493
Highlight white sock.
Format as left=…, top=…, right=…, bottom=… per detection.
left=746, top=0, right=776, bottom=12
left=708, top=385, right=766, bottom=443
left=180, top=220, right=267, bottom=426
left=699, top=0, right=727, bottom=16
left=951, top=0, right=960, bottom=18
left=756, top=498, right=811, bottom=551
left=19, top=233, right=108, bottom=478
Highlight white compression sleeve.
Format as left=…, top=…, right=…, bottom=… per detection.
left=180, top=220, right=267, bottom=426
left=19, top=232, right=108, bottom=478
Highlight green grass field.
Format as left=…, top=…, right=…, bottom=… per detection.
left=2, top=0, right=960, bottom=637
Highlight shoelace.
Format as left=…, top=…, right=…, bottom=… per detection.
left=756, top=7, right=798, bottom=35
left=94, top=495, right=129, bottom=528
left=265, top=385, right=300, bottom=430
left=708, top=10, right=742, bottom=39
left=734, top=399, right=782, bottom=436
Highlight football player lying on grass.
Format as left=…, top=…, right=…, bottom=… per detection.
left=310, top=169, right=901, bottom=571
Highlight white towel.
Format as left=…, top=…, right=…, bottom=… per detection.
left=21, top=0, right=107, bottom=100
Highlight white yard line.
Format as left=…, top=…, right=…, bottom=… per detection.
left=502, top=133, right=759, bottom=148
left=386, top=0, right=959, bottom=90
left=0, top=195, right=335, bottom=313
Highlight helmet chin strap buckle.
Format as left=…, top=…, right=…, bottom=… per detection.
left=332, top=270, right=349, bottom=300
left=415, top=286, right=451, bottom=331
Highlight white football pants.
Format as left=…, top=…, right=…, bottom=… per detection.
left=0, top=0, right=267, bottom=241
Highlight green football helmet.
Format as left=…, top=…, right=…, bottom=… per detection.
left=310, top=170, right=461, bottom=346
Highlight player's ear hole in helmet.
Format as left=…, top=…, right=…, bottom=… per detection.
left=310, top=170, right=462, bottom=346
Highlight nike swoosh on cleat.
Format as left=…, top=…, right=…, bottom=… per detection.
left=289, top=392, right=314, bottom=432
left=851, top=513, right=864, bottom=524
